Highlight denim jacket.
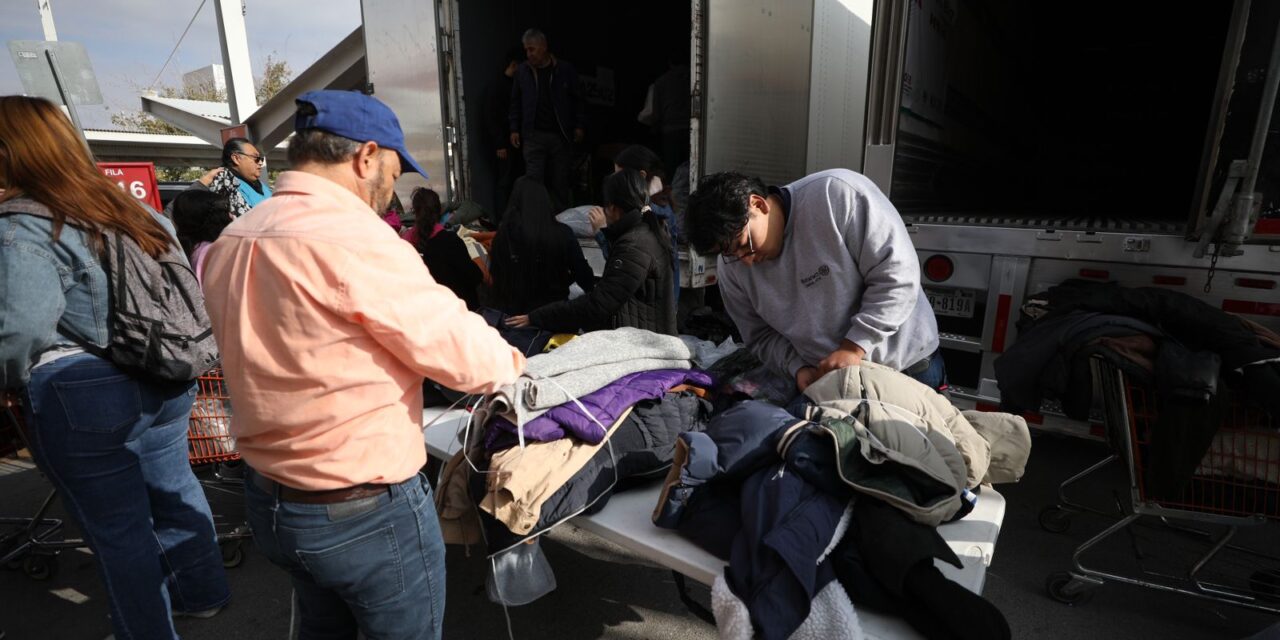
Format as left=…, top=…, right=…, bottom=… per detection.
left=0, top=199, right=109, bottom=388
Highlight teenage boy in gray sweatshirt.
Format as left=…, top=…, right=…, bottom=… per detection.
left=686, top=169, right=942, bottom=392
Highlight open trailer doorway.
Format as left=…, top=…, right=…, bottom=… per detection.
left=445, top=0, right=692, bottom=218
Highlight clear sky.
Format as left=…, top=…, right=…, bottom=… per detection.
left=0, top=0, right=362, bottom=128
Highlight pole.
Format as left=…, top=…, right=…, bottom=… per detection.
left=45, top=49, right=90, bottom=153
left=213, top=0, right=257, bottom=124
left=36, top=0, right=58, bottom=41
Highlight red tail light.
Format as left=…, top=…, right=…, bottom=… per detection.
left=923, top=255, right=954, bottom=282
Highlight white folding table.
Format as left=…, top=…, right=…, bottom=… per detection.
left=423, top=407, right=1006, bottom=640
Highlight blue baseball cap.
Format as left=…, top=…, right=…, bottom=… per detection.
left=294, top=90, right=428, bottom=178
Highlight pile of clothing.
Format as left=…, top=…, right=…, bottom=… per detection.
left=996, top=279, right=1280, bottom=497
left=653, top=362, right=1031, bottom=640
left=435, top=328, right=714, bottom=602
left=434, top=327, right=1033, bottom=635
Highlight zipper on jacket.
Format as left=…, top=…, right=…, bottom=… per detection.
left=531, top=59, right=571, bottom=141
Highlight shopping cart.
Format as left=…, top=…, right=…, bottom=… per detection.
left=0, top=404, right=86, bottom=581
left=1, top=369, right=253, bottom=578
left=188, top=368, right=252, bottom=567
left=1045, top=358, right=1280, bottom=613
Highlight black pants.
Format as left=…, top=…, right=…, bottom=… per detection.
left=493, top=146, right=524, bottom=224
left=523, top=129, right=572, bottom=210
left=660, top=128, right=689, bottom=177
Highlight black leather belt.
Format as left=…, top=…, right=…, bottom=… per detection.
left=251, top=473, right=391, bottom=505
left=903, top=352, right=934, bottom=376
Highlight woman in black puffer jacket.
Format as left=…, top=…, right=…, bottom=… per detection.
left=506, top=169, right=677, bottom=335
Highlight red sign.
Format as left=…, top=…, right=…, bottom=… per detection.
left=98, top=162, right=162, bottom=211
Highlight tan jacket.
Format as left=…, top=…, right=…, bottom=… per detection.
left=479, top=408, right=632, bottom=536
left=805, top=363, right=1030, bottom=489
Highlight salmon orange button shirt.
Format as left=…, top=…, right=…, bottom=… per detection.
left=202, top=171, right=524, bottom=490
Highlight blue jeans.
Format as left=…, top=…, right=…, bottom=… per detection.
left=244, top=469, right=446, bottom=640
left=906, top=348, right=949, bottom=392
left=22, top=353, right=230, bottom=640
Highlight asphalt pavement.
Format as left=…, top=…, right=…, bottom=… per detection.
left=2, top=434, right=1278, bottom=639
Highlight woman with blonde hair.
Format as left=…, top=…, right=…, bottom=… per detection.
left=0, top=96, right=230, bottom=639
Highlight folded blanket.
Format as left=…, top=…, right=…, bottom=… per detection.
left=485, top=369, right=712, bottom=449
left=476, top=328, right=694, bottom=428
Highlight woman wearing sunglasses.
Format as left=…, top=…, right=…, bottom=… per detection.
left=219, top=137, right=272, bottom=208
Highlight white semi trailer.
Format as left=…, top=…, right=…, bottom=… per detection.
left=364, top=0, right=1280, bottom=438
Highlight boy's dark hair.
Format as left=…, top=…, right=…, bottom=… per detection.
left=171, top=190, right=233, bottom=257
left=685, top=171, right=766, bottom=254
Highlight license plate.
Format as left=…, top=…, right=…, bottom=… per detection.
left=927, top=288, right=975, bottom=318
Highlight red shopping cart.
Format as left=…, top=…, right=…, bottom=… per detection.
left=2, top=369, right=252, bottom=578
left=188, top=368, right=252, bottom=567
left=1045, top=358, right=1280, bottom=612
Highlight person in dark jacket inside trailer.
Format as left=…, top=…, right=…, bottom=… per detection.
left=403, top=186, right=483, bottom=308
left=488, top=177, right=596, bottom=315
left=505, top=169, right=677, bottom=335
left=508, top=28, right=585, bottom=210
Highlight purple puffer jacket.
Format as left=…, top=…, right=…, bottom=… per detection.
left=486, top=369, right=712, bottom=449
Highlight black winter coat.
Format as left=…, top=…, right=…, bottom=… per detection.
left=417, top=227, right=482, bottom=309
left=529, top=209, right=677, bottom=335
left=1029, top=279, right=1279, bottom=370
left=488, top=222, right=596, bottom=315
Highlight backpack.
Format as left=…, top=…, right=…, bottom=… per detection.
left=1, top=198, right=220, bottom=382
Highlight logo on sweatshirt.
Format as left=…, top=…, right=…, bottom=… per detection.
left=801, top=265, right=831, bottom=288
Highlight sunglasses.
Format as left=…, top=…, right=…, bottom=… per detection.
left=720, top=226, right=756, bottom=264
left=235, top=151, right=266, bottom=166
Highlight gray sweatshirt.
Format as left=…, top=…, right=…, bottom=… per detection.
left=718, top=169, right=938, bottom=377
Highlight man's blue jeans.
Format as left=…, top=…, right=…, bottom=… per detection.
left=244, top=469, right=446, bottom=640
left=22, top=353, right=231, bottom=640
left=906, top=348, right=949, bottom=392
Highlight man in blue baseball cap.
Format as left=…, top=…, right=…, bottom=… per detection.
left=201, top=89, right=526, bottom=639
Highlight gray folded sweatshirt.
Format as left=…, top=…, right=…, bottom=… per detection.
left=718, top=169, right=939, bottom=377
left=477, top=327, right=694, bottom=427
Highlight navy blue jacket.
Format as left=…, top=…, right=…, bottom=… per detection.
left=508, top=58, right=585, bottom=138
left=654, top=401, right=843, bottom=640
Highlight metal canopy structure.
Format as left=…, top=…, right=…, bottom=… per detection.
left=243, top=27, right=365, bottom=150
left=140, top=27, right=366, bottom=151
left=139, top=96, right=232, bottom=146
left=84, top=129, right=287, bottom=166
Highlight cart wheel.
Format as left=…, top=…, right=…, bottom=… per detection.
left=1046, top=571, right=1094, bottom=605
left=220, top=542, right=244, bottom=568
left=22, top=554, right=58, bottom=581
left=1038, top=506, right=1072, bottom=534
